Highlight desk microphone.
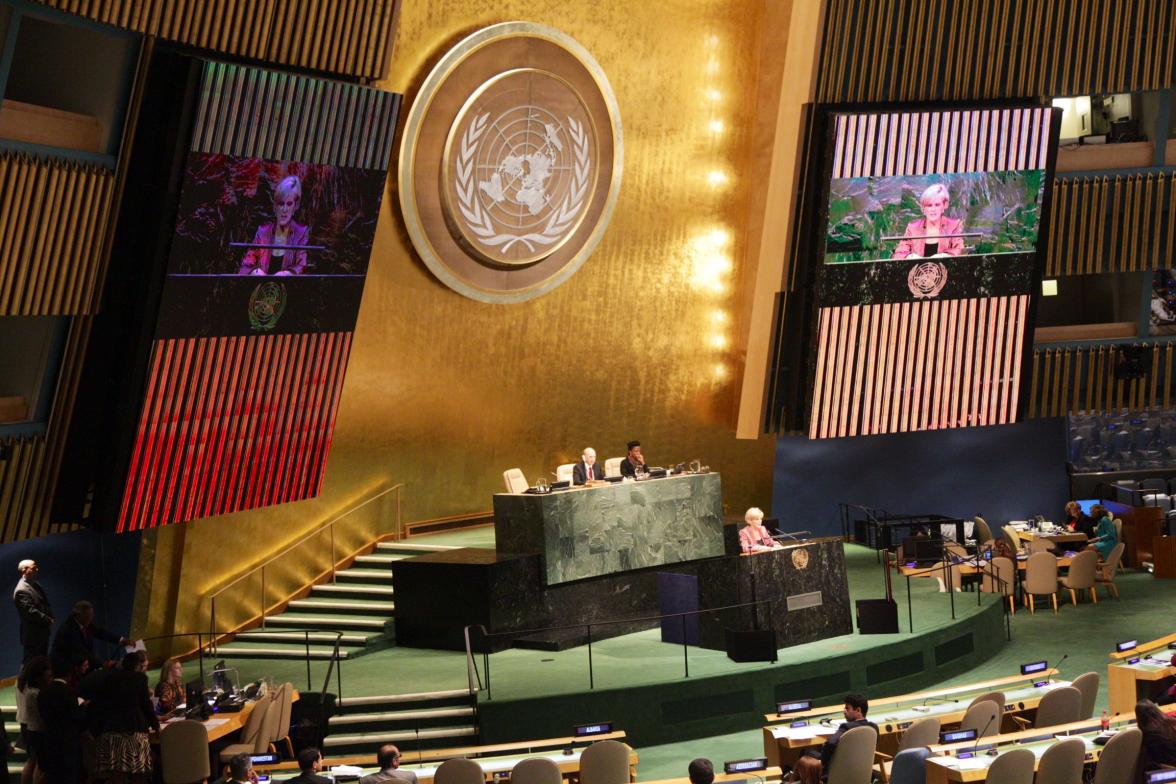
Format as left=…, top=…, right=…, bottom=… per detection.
left=922, top=696, right=960, bottom=707
left=972, top=715, right=996, bottom=752
left=772, top=531, right=811, bottom=542
left=1047, top=653, right=1069, bottom=681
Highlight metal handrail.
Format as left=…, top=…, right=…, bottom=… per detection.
left=208, top=483, right=403, bottom=651
left=463, top=598, right=777, bottom=700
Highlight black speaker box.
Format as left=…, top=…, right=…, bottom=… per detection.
left=724, top=628, right=778, bottom=662
left=855, top=598, right=899, bottom=634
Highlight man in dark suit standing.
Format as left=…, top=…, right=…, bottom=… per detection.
left=286, top=748, right=332, bottom=784
left=13, top=559, right=53, bottom=663
left=51, top=600, right=128, bottom=671
left=572, top=447, right=603, bottom=485
left=38, top=656, right=85, bottom=784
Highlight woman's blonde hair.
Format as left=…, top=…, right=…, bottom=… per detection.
left=920, top=182, right=950, bottom=205
left=274, top=175, right=302, bottom=205
left=159, top=657, right=182, bottom=685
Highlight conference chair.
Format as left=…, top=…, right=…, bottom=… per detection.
left=1059, top=549, right=1099, bottom=605
left=1071, top=671, right=1100, bottom=719
left=1001, top=526, right=1022, bottom=555
left=503, top=468, right=529, bottom=494
left=973, top=516, right=992, bottom=544
left=959, top=700, right=1000, bottom=738
left=510, top=758, right=562, bottom=784
left=825, top=725, right=878, bottom=784
left=884, top=747, right=930, bottom=784
left=555, top=463, right=575, bottom=485
left=603, top=457, right=623, bottom=478
left=270, top=682, right=294, bottom=756
left=874, top=717, right=938, bottom=783
left=218, top=691, right=274, bottom=761
left=1035, top=737, right=1086, bottom=784
left=1023, top=551, right=1059, bottom=613
left=579, top=739, right=631, bottom=784
left=159, top=720, right=210, bottom=784
left=966, top=690, right=1006, bottom=714
left=434, top=758, right=485, bottom=784
left=1092, top=726, right=1142, bottom=784
left=1096, top=543, right=1126, bottom=599
left=1113, top=518, right=1124, bottom=548
left=983, top=747, right=1035, bottom=784
left=981, top=556, right=1016, bottom=614
left=1011, top=685, right=1082, bottom=730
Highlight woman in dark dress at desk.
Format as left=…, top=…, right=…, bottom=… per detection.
left=1064, top=501, right=1095, bottom=538
left=1136, top=700, right=1176, bottom=770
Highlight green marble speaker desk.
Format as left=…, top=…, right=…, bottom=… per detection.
left=493, top=472, right=725, bottom=585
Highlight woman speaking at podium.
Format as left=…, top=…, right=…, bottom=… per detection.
left=892, top=183, right=965, bottom=259
left=740, top=507, right=784, bottom=554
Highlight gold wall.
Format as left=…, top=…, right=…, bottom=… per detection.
left=135, top=0, right=783, bottom=644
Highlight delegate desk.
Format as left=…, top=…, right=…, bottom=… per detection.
left=308, top=746, right=640, bottom=784
left=158, top=689, right=300, bottom=744
left=494, top=472, right=724, bottom=585
left=761, top=673, right=1066, bottom=768
left=1009, top=524, right=1088, bottom=548
left=922, top=715, right=1131, bottom=784
left=1107, top=633, right=1176, bottom=715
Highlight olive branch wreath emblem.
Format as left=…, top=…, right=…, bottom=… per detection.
left=454, top=112, right=590, bottom=254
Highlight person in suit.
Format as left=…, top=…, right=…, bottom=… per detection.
left=817, top=693, right=879, bottom=770
left=37, top=656, right=86, bottom=784
left=1064, top=501, right=1095, bottom=538
left=1137, top=699, right=1176, bottom=770
left=892, top=183, right=965, bottom=259
left=13, top=560, right=53, bottom=663
left=618, top=440, right=647, bottom=478
left=359, top=745, right=418, bottom=784
left=217, top=754, right=258, bottom=784
left=285, top=748, right=332, bottom=784
left=87, top=651, right=158, bottom=783
left=51, top=600, right=128, bottom=671
left=572, top=448, right=603, bottom=485
left=239, top=175, right=310, bottom=275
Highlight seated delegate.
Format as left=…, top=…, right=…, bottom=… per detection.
left=739, top=507, right=783, bottom=553
left=1064, top=501, right=1094, bottom=537
left=1085, top=504, right=1118, bottom=560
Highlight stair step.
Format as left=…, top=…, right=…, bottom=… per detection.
left=329, top=707, right=476, bottom=726
left=234, top=630, right=375, bottom=645
left=376, top=543, right=460, bottom=553
left=335, top=569, right=396, bottom=583
left=323, top=726, right=478, bottom=747
left=337, top=689, right=472, bottom=708
left=354, top=554, right=409, bottom=566
left=268, top=615, right=387, bottom=630
left=312, top=583, right=396, bottom=597
left=214, top=645, right=353, bottom=660
left=288, top=598, right=395, bottom=613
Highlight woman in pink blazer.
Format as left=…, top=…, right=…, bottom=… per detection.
left=892, top=183, right=965, bottom=259
left=239, top=175, right=310, bottom=275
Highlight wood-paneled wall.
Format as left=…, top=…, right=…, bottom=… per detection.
left=817, top=0, right=1176, bottom=102
left=34, top=0, right=397, bottom=80
left=1028, top=343, right=1176, bottom=417
left=1046, top=173, right=1176, bottom=277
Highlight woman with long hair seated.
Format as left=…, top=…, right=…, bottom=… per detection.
left=1137, top=699, right=1176, bottom=770
left=155, top=657, right=184, bottom=714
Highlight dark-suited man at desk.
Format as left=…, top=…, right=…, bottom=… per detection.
left=619, top=440, right=647, bottom=478
left=359, top=745, right=418, bottom=784
left=13, top=559, right=53, bottom=663
left=573, top=448, right=603, bottom=485
left=51, top=600, right=129, bottom=671
left=286, top=748, right=332, bottom=784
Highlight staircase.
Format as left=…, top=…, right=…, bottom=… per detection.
left=213, top=542, right=457, bottom=661
left=3, top=704, right=23, bottom=783
left=323, top=688, right=479, bottom=755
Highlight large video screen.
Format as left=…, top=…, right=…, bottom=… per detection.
left=114, top=58, right=400, bottom=531
left=806, top=107, right=1059, bottom=439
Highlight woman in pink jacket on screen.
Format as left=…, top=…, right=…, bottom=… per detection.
left=892, top=182, right=965, bottom=259
left=239, top=174, right=310, bottom=275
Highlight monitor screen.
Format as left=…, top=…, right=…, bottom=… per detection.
left=940, top=728, right=977, bottom=744
left=1020, top=660, right=1048, bottom=675
left=777, top=700, right=812, bottom=714
left=723, top=759, right=768, bottom=774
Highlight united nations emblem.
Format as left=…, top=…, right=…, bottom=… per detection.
left=791, top=548, right=810, bottom=571
left=907, top=261, right=948, bottom=299
left=400, top=23, right=622, bottom=303
left=247, top=281, right=286, bottom=331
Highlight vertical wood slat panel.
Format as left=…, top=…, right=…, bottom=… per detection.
left=816, top=0, right=1176, bottom=102
left=1027, top=342, right=1176, bottom=418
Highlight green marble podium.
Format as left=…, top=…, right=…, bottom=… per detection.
left=493, top=473, right=725, bottom=585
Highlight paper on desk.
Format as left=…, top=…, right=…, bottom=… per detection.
left=953, top=758, right=991, bottom=770
left=204, top=718, right=230, bottom=728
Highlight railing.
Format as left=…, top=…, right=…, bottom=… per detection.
left=463, top=599, right=776, bottom=700
left=208, top=483, right=403, bottom=651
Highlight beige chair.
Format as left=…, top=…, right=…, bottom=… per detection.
left=959, top=699, right=1000, bottom=737
left=218, top=692, right=274, bottom=761
left=509, top=758, right=562, bottom=784
left=967, top=690, right=1006, bottom=713
left=981, top=556, right=1017, bottom=614
left=1001, top=526, right=1022, bottom=555
left=555, top=463, right=575, bottom=485
left=1012, top=685, right=1082, bottom=731
left=1035, top=737, right=1086, bottom=784
left=503, top=468, right=529, bottom=494
left=1071, top=671, right=1100, bottom=719
left=826, top=725, right=877, bottom=784
left=1096, top=542, right=1125, bottom=599
left=603, top=457, right=624, bottom=478
left=270, top=682, right=294, bottom=756
left=579, top=739, right=631, bottom=784
left=1023, top=551, right=1059, bottom=613
left=983, top=747, right=1035, bottom=784
left=973, top=516, right=992, bottom=544
left=435, top=759, right=484, bottom=784
left=1113, top=518, right=1124, bottom=550
left=1092, top=726, right=1142, bottom=784
left=160, top=720, right=210, bottom=784
left=874, top=716, right=938, bottom=783
left=1059, top=549, right=1099, bottom=605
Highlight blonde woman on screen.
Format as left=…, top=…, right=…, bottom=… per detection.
left=239, top=175, right=310, bottom=275
left=892, top=182, right=965, bottom=259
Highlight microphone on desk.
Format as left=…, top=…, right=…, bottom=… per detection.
left=772, top=531, right=811, bottom=542
left=1047, top=652, right=1069, bottom=680
left=922, top=696, right=960, bottom=707
left=972, top=714, right=996, bottom=753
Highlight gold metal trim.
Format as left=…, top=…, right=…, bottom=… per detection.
left=398, top=21, right=623, bottom=304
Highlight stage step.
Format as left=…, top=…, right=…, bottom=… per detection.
left=211, top=645, right=355, bottom=660
left=329, top=706, right=475, bottom=728
left=354, top=553, right=412, bottom=566
left=287, top=597, right=396, bottom=613
left=375, top=542, right=459, bottom=554
left=269, top=614, right=388, bottom=631
left=336, top=688, right=471, bottom=709
left=233, top=630, right=377, bottom=646
left=323, top=725, right=478, bottom=752
left=335, top=568, right=396, bottom=583
left=312, top=583, right=396, bottom=598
